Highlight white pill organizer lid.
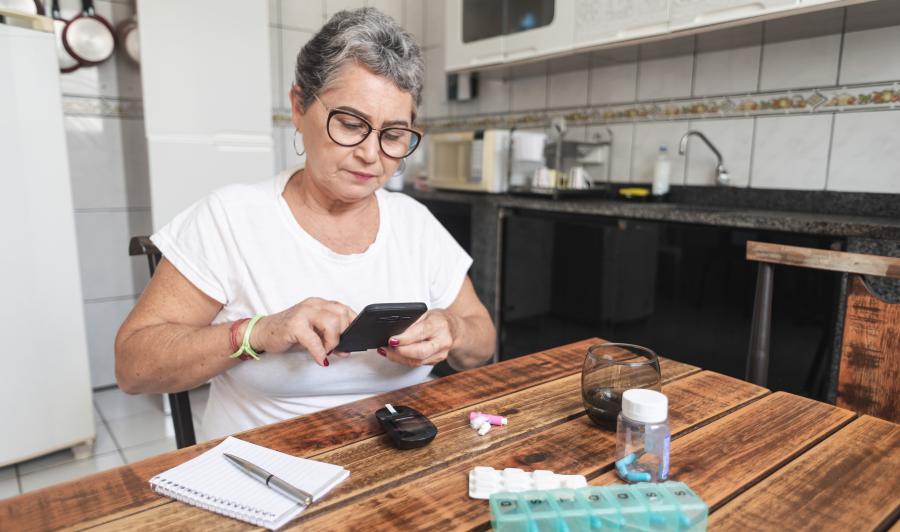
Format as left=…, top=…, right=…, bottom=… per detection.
left=468, top=466, right=587, bottom=499
left=622, top=389, right=668, bottom=423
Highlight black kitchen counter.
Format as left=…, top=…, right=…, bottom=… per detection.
left=404, top=186, right=900, bottom=240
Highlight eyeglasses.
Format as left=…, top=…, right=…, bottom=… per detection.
left=315, top=95, right=423, bottom=159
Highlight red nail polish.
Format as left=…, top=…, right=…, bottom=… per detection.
left=388, top=338, right=399, bottom=347
left=377, top=348, right=387, bottom=356
left=323, top=358, right=330, bottom=367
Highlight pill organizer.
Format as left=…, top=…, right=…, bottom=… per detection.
left=468, top=467, right=587, bottom=499
left=489, top=481, right=708, bottom=532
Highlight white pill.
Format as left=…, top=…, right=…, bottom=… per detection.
left=470, top=416, right=489, bottom=429
left=477, top=422, right=491, bottom=436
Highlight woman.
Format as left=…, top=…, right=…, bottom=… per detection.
left=115, top=8, right=496, bottom=440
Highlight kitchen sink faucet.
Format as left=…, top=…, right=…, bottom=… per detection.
left=679, top=130, right=730, bottom=186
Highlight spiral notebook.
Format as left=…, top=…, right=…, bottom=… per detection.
left=150, top=436, right=349, bottom=530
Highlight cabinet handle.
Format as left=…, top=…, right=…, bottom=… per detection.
left=615, top=22, right=670, bottom=39
left=504, top=47, right=537, bottom=61
left=692, top=3, right=766, bottom=25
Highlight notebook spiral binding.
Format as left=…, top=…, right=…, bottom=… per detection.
left=151, top=477, right=278, bottom=526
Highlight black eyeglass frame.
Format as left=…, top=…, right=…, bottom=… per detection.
left=316, top=95, right=424, bottom=160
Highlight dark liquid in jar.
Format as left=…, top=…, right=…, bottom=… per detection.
left=582, top=388, right=622, bottom=430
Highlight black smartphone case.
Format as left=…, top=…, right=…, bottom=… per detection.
left=335, top=302, right=427, bottom=353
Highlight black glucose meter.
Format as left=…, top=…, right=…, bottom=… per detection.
left=375, top=404, right=438, bottom=450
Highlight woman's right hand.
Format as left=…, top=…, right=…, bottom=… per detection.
left=250, top=298, right=356, bottom=366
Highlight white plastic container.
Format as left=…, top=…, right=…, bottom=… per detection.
left=614, top=389, right=670, bottom=483
left=652, top=145, right=670, bottom=196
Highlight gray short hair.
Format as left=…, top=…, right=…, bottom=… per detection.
left=294, top=7, right=424, bottom=117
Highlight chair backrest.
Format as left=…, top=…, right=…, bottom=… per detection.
left=746, top=241, right=900, bottom=423
left=129, top=236, right=197, bottom=448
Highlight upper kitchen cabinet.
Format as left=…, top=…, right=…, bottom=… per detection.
left=446, top=0, right=573, bottom=71
left=668, top=0, right=797, bottom=31
left=445, top=0, right=867, bottom=72
left=574, top=0, right=669, bottom=47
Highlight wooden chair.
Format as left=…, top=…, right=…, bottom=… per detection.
left=746, top=241, right=900, bottom=423
left=129, top=236, right=197, bottom=449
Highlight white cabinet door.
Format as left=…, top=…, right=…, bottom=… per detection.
left=503, top=0, right=574, bottom=62
left=445, top=0, right=505, bottom=71
left=574, top=0, right=670, bottom=47
left=669, top=0, right=797, bottom=29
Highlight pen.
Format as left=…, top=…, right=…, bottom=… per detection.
left=223, top=453, right=313, bottom=506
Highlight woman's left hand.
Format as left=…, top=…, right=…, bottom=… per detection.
left=379, top=310, right=460, bottom=367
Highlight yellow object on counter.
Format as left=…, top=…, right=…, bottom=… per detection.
left=618, top=187, right=650, bottom=198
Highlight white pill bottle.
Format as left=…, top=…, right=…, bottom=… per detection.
left=615, top=389, right=671, bottom=483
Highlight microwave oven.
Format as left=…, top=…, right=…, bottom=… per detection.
left=426, top=129, right=510, bottom=193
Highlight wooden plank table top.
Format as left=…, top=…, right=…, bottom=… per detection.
left=1, top=338, right=898, bottom=531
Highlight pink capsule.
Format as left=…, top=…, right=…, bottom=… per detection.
left=469, top=411, right=508, bottom=426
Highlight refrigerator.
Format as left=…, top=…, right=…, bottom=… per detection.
left=0, top=11, right=96, bottom=466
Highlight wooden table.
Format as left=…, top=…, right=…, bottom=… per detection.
left=2, top=339, right=898, bottom=531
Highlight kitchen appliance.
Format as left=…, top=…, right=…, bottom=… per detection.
left=0, top=9, right=95, bottom=466
left=427, top=129, right=511, bottom=193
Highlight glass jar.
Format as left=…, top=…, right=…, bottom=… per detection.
left=615, top=389, right=670, bottom=483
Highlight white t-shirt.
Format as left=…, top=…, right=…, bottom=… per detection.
left=150, top=167, right=472, bottom=440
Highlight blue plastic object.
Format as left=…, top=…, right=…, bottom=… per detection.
left=489, top=481, right=708, bottom=532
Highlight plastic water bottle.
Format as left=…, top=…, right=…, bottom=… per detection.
left=652, top=145, right=670, bottom=197
left=615, top=389, right=670, bottom=483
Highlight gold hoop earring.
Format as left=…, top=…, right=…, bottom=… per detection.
left=293, top=130, right=305, bottom=156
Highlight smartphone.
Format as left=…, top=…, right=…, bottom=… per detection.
left=335, top=302, right=427, bottom=353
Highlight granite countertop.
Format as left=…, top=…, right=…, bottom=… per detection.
left=404, top=186, right=900, bottom=240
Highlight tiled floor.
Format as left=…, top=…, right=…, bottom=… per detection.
left=0, top=385, right=209, bottom=499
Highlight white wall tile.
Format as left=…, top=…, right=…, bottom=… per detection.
left=828, top=111, right=900, bottom=193
left=693, top=24, right=762, bottom=97
left=66, top=117, right=150, bottom=210
left=684, top=118, right=754, bottom=187
left=637, top=37, right=694, bottom=101
left=326, top=0, right=365, bottom=18
left=751, top=114, right=831, bottom=190
left=84, top=297, right=137, bottom=388
left=510, top=69, right=548, bottom=112
left=269, top=0, right=281, bottom=24
left=368, top=0, right=403, bottom=24
left=759, top=9, right=843, bottom=90
left=57, top=0, right=142, bottom=99
left=422, top=46, right=448, bottom=118
left=548, top=57, right=589, bottom=109
left=840, top=0, right=900, bottom=84
left=589, top=48, right=638, bottom=105
left=477, top=71, right=510, bottom=114
left=631, top=122, right=689, bottom=185
left=448, top=99, right=478, bottom=117
left=272, top=128, right=285, bottom=171
left=282, top=0, right=325, bottom=30
left=270, top=27, right=284, bottom=110
left=587, top=124, right=633, bottom=184
left=423, top=0, right=445, bottom=48
left=403, top=0, right=425, bottom=46
left=280, top=28, right=314, bottom=109
left=0, top=466, right=18, bottom=499
left=75, top=210, right=152, bottom=300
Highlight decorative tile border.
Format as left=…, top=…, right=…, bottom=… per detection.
left=62, top=96, right=144, bottom=119
left=419, top=81, right=900, bottom=132
left=61, top=81, right=900, bottom=128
